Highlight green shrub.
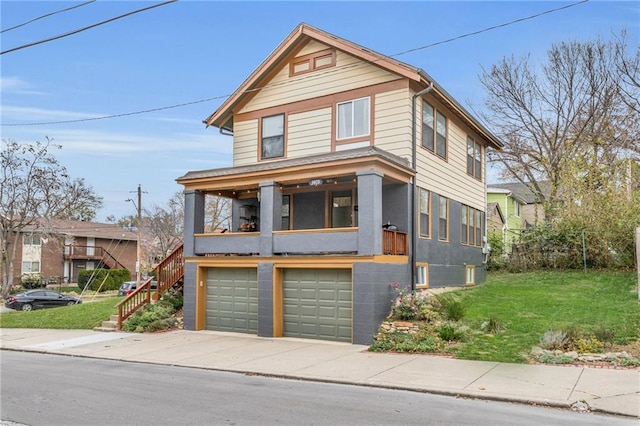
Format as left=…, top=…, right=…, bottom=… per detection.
left=389, top=283, right=430, bottom=321
left=437, top=322, right=468, bottom=342
left=432, top=293, right=465, bottom=321
left=78, top=269, right=130, bottom=292
left=481, top=316, right=505, bottom=334
left=538, top=352, right=574, bottom=364
left=122, top=290, right=183, bottom=333
left=161, top=289, right=183, bottom=310
left=593, top=326, right=616, bottom=345
left=539, top=330, right=569, bottom=351
left=486, top=231, right=506, bottom=271
left=20, top=273, right=45, bottom=289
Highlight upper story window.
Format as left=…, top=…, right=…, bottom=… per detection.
left=419, top=188, right=431, bottom=238
left=422, top=101, right=447, bottom=160
left=467, top=137, right=482, bottom=180
left=23, top=234, right=41, bottom=246
left=515, top=201, right=521, bottom=217
left=337, top=97, right=370, bottom=140
left=289, top=49, right=336, bottom=77
left=261, top=114, right=285, bottom=160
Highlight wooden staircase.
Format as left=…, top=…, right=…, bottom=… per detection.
left=114, top=244, right=184, bottom=331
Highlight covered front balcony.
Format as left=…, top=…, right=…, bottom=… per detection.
left=178, top=147, right=414, bottom=258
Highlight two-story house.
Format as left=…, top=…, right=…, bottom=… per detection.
left=487, top=183, right=545, bottom=253
left=177, top=24, right=503, bottom=344
left=10, top=218, right=137, bottom=285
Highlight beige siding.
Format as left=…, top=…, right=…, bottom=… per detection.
left=415, top=101, right=485, bottom=210
left=374, top=88, right=413, bottom=161
left=233, top=119, right=258, bottom=166
left=239, top=45, right=400, bottom=114
left=296, top=39, right=331, bottom=57
left=287, top=108, right=332, bottom=158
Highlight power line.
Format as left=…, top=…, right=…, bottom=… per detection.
left=0, top=1, right=97, bottom=34
left=0, top=0, right=178, bottom=55
left=389, top=0, right=590, bottom=57
left=1, top=0, right=589, bottom=127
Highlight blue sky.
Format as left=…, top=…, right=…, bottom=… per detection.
left=1, top=0, right=638, bottom=222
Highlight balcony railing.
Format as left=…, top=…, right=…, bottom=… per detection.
left=64, top=245, right=126, bottom=269
left=194, top=228, right=408, bottom=256
left=383, top=229, right=408, bottom=255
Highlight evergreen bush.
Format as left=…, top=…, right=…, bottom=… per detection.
left=77, top=269, right=131, bottom=292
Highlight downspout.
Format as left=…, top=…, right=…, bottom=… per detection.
left=411, top=83, right=433, bottom=290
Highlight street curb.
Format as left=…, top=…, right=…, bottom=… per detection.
left=5, top=346, right=634, bottom=419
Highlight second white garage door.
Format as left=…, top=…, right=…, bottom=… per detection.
left=282, top=269, right=352, bottom=342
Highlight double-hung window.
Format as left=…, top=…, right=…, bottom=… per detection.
left=337, top=97, right=370, bottom=140
left=261, top=114, right=285, bottom=160
left=461, top=206, right=468, bottom=245
left=422, top=101, right=447, bottom=159
left=467, top=137, right=482, bottom=180
left=461, top=205, right=484, bottom=247
left=419, top=188, right=430, bottom=238
left=438, top=195, right=448, bottom=241
left=23, top=234, right=41, bottom=245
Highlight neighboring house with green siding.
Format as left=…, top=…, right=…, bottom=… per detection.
left=487, top=187, right=527, bottom=252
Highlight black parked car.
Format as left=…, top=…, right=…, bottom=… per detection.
left=117, top=280, right=158, bottom=296
left=4, top=290, right=82, bottom=311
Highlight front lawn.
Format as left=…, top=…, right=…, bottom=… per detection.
left=372, top=270, right=640, bottom=364
left=0, top=297, right=120, bottom=329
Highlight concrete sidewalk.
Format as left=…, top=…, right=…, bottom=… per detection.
left=1, top=328, right=638, bottom=418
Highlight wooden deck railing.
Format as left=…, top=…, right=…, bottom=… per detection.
left=117, top=244, right=184, bottom=330
left=382, top=229, right=408, bottom=255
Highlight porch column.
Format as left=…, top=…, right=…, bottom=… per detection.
left=356, top=169, right=383, bottom=255
left=183, top=190, right=205, bottom=257
left=259, top=181, right=282, bottom=256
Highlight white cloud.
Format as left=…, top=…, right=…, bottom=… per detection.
left=0, top=105, right=97, bottom=121
left=0, top=77, right=47, bottom=95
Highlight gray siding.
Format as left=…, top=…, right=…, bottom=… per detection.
left=417, top=195, right=486, bottom=287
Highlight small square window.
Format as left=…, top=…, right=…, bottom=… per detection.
left=466, top=265, right=475, bottom=286
left=416, top=263, right=429, bottom=288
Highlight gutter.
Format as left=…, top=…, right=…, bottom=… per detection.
left=410, top=83, right=433, bottom=290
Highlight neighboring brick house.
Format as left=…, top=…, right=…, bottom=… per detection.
left=177, top=24, right=503, bottom=344
left=10, top=219, right=137, bottom=284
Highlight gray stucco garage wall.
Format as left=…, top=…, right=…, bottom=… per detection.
left=182, top=262, right=197, bottom=330
left=257, top=263, right=274, bottom=337
left=352, top=262, right=410, bottom=345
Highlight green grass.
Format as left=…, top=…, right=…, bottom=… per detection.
left=0, top=297, right=120, bottom=329
left=451, top=270, right=640, bottom=363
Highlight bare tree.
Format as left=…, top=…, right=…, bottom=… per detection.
left=613, top=29, right=640, bottom=115
left=481, top=33, right=640, bottom=218
left=143, top=192, right=184, bottom=265
left=0, top=138, right=103, bottom=297
left=204, top=194, right=231, bottom=232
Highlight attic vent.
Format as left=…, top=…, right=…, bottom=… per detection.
left=289, top=48, right=336, bottom=77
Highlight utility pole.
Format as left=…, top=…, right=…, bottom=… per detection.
left=136, top=184, right=142, bottom=287
left=126, top=185, right=145, bottom=288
